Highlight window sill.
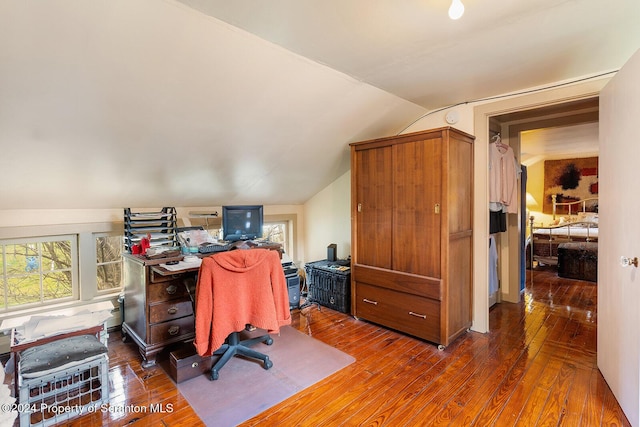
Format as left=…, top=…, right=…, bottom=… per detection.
left=0, top=296, right=119, bottom=333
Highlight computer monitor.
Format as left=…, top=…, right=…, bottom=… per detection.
left=221, top=205, right=264, bottom=241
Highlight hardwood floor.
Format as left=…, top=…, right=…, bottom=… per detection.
left=21, top=266, right=631, bottom=426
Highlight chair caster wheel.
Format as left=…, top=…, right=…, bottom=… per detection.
left=438, top=344, right=446, bottom=351
left=211, top=369, right=220, bottom=380
left=265, top=337, right=274, bottom=345
left=263, top=358, right=273, bottom=370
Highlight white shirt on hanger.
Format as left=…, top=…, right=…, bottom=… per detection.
left=489, top=141, right=520, bottom=214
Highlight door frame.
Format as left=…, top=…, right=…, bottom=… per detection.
left=470, top=78, right=609, bottom=333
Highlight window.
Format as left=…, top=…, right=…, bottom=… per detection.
left=261, top=214, right=297, bottom=260
left=0, top=236, right=77, bottom=311
left=95, top=234, right=123, bottom=292
left=264, top=222, right=288, bottom=254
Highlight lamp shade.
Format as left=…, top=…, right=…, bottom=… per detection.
left=526, top=192, right=540, bottom=210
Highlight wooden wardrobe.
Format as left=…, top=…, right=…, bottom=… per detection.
left=350, top=127, right=474, bottom=348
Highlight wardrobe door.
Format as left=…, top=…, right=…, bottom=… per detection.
left=354, top=145, right=393, bottom=270
left=392, top=137, right=442, bottom=278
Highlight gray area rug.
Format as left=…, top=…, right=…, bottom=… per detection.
left=177, top=325, right=355, bottom=426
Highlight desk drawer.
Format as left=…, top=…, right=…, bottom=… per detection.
left=149, top=300, right=193, bottom=324
left=169, top=345, right=212, bottom=383
left=148, top=280, right=190, bottom=303
left=150, top=268, right=189, bottom=284
left=149, top=315, right=195, bottom=344
left=355, top=283, right=441, bottom=343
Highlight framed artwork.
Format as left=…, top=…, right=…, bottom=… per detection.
left=543, top=156, right=598, bottom=214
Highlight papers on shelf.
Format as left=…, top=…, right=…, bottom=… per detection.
left=0, top=301, right=114, bottom=333
left=160, top=258, right=202, bottom=271
left=177, top=229, right=217, bottom=247
left=15, top=309, right=113, bottom=344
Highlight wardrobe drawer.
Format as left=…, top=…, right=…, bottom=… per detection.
left=355, top=283, right=441, bottom=343
left=147, top=280, right=190, bottom=303
left=149, top=299, right=193, bottom=324
left=352, top=264, right=441, bottom=300
left=149, top=315, right=195, bottom=345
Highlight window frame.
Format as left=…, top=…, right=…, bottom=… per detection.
left=0, top=221, right=122, bottom=323
left=263, top=221, right=289, bottom=255
left=94, top=232, right=124, bottom=294
left=0, top=234, right=79, bottom=313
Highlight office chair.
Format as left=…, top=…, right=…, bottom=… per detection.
left=208, top=328, right=273, bottom=380
left=192, top=248, right=291, bottom=380
left=185, top=275, right=271, bottom=380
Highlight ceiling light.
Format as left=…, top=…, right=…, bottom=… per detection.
left=448, top=0, right=464, bottom=20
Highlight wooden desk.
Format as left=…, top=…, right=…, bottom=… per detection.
left=122, top=244, right=284, bottom=368
left=122, top=254, right=197, bottom=368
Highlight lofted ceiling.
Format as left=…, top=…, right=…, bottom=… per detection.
left=0, top=0, right=638, bottom=209
left=176, top=0, right=640, bottom=110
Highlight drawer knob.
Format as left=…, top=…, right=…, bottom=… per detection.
left=168, top=307, right=178, bottom=315
left=363, top=298, right=378, bottom=305
left=191, top=362, right=199, bottom=368
left=168, top=325, right=180, bottom=336
left=408, top=311, right=427, bottom=319
left=166, top=285, right=178, bottom=295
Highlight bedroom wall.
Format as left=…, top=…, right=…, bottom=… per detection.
left=526, top=156, right=600, bottom=228
left=526, top=160, right=547, bottom=225
left=303, top=171, right=351, bottom=263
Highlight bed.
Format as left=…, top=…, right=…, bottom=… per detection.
left=527, top=195, right=598, bottom=268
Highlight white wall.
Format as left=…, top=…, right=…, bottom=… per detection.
left=302, top=171, right=351, bottom=263
left=0, top=209, right=122, bottom=229
left=402, top=104, right=475, bottom=135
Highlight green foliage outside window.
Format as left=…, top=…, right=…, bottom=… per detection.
left=96, top=235, right=123, bottom=291
left=264, top=223, right=287, bottom=253
left=0, top=240, right=73, bottom=309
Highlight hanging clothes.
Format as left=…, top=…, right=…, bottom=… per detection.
left=489, top=135, right=520, bottom=215
left=489, top=236, right=499, bottom=294
left=489, top=210, right=507, bottom=234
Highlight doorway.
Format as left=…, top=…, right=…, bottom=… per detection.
left=470, top=77, right=608, bottom=334
left=489, top=97, right=599, bottom=303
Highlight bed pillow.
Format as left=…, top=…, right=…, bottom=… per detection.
left=577, top=212, right=598, bottom=224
